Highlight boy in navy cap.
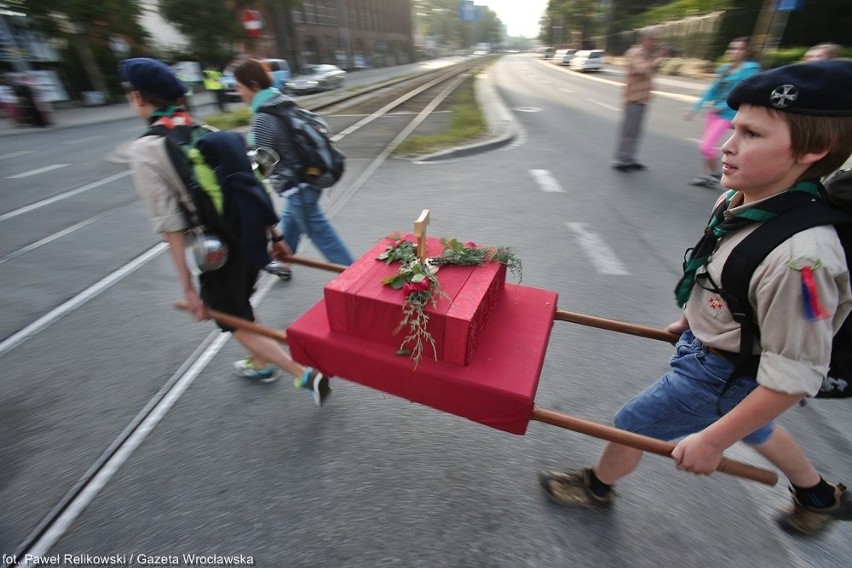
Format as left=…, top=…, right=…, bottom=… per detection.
left=122, top=57, right=331, bottom=405
left=540, top=60, right=852, bottom=535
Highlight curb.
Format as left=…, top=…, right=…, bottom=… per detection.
left=414, top=69, right=521, bottom=163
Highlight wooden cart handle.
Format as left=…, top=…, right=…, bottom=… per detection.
left=281, top=255, right=347, bottom=273
left=531, top=406, right=778, bottom=486
left=555, top=309, right=679, bottom=343
left=174, top=301, right=288, bottom=343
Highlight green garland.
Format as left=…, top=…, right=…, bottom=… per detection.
left=377, top=234, right=522, bottom=367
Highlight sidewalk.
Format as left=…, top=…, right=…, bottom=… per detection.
left=0, top=91, right=220, bottom=137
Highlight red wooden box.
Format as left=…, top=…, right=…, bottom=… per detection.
left=323, top=236, right=506, bottom=366
left=288, top=284, right=558, bottom=434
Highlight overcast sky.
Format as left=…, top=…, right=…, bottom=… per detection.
left=477, top=0, right=548, bottom=38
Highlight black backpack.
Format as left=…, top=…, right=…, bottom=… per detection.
left=720, top=184, right=852, bottom=399
left=258, top=103, right=345, bottom=189
left=144, top=123, right=229, bottom=237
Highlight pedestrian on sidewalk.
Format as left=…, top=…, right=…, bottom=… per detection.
left=203, top=64, right=227, bottom=113
left=804, top=42, right=840, bottom=62
left=0, top=76, right=19, bottom=125
left=233, top=58, right=354, bottom=282
left=612, top=27, right=661, bottom=172
left=685, top=37, right=760, bottom=189
left=121, top=57, right=331, bottom=405
left=541, top=60, right=852, bottom=536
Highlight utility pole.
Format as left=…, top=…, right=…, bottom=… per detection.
left=752, top=0, right=800, bottom=67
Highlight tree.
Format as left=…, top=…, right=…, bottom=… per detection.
left=159, top=0, right=243, bottom=65
left=15, top=0, right=149, bottom=94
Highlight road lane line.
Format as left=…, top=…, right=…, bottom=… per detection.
left=6, top=164, right=69, bottom=179
left=565, top=222, right=630, bottom=275
left=0, top=210, right=116, bottom=266
left=17, top=273, right=279, bottom=558
left=530, top=169, right=565, bottom=192
left=0, top=242, right=166, bottom=358
left=589, top=99, right=620, bottom=112
left=559, top=87, right=575, bottom=93
left=0, top=150, right=35, bottom=161
left=0, top=170, right=131, bottom=222
left=62, top=135, right=104, bottom=145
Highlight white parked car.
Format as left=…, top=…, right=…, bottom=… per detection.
left=552, top=48, right=577, bottom=66
left=285, top=64, right=346, bottom=95
left=570, top=50, right=604, bottom=72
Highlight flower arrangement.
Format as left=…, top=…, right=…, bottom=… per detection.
left=377, top=234, right=522, bottom=367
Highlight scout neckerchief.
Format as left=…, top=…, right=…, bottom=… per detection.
left=148, top=106, right=192, bottom=129
left=674, top=180, right=823, bottom=308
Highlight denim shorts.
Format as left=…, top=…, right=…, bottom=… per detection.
left=614, top=330, right=774, bottom=445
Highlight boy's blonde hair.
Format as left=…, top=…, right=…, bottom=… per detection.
left=778, top=112, right=852, bottom=181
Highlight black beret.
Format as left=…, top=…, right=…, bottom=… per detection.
left=120, top=57, right=186, bottom=101
left=727, top=60, right=852, bottom=116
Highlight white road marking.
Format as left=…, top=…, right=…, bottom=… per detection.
left=589, top=99, right=620, bottom=112
left=62, top=135, right=104, bottom=145
left=0, top=170, right=132, bottom=222
left=5, top=163, right=69, bottom=179
left=22, top=272, right=280, bottom=555
left=559, top=87, right=575, bottom=93
left=0, top=210, right=116, bottom=266
left=565, top=222, right=630, bottom=275
left=0, top=242, right=167, bottom=358
left=530, top=169, right=565, bottom=192
left=0, top=150, right=35, bottom=161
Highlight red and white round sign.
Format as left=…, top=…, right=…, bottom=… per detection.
left=242, top=9, right=263, bottom=38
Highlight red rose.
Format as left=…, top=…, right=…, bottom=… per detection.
left=403, top=279, right=431, bottom=296
left=464, top=241, right=477, bottom=248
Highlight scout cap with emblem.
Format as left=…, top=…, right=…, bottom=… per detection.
left=120, top=57, right=187, bottom=101
left=727, top=60, right=852, bottom=117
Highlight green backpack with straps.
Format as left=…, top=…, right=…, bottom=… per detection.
left=145, top=123, right=225, bottom=231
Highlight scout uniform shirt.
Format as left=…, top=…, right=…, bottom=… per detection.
left=684, top=191, right=852, bottom=396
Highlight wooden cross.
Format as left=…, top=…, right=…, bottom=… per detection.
left=413, top=209, right=430, bottom=264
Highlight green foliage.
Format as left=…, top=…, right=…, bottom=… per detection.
left=377, top=233, right=521, bottom=367
left=158, top=0, right=241, bottom=65
left=202, top=106, right=252, bottom=130
left=17, top=0, right=149, bottom=43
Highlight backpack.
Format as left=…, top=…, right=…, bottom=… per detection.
left=145, top=123, right=227, bottom=236
left=720, top=184, right=852, bottom=399
left=258, top=103, right=345, bottom=189
left=143, top=124, right=280, bottom=271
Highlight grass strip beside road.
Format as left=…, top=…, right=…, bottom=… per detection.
left=394, top=77, right=485, bottom=158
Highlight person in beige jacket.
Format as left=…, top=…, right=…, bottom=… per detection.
left=612, top=27, right=660, bottom=171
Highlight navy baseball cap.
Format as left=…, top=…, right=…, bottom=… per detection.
left=727, top=60, right=852, bottom=116
left=120, top=57, right=186, bottom=100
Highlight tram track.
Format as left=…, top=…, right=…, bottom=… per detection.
left=4, top=57, right=497, bottom=564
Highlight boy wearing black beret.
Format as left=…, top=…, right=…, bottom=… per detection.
left=541, top=60, right=852, bottom=536
left=121, top=57, right=331, bottom=406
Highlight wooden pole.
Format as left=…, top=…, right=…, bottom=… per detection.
left=413, top=209, right=430, bottom=264
left=530, top=406, right=778, bottom=486
left=555, top=309, right=679, bottom=343
left=174, top=301, right=288, bottom=343
left=282, top=255, right=347, bottom=273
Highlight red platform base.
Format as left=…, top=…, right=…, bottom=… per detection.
left=287, top=284, right=558, bottom=435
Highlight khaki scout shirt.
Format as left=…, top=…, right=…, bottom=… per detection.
left=128, top=135, right=193, bottom=235
left=685, top=192, right=852, bottom=396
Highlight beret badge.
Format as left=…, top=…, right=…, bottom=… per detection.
left=770, top=84, right=798, bottom=109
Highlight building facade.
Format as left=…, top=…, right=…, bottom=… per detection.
left=291, top=0, right=413, bottom=69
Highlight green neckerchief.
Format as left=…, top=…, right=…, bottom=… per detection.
left=674, top=180, right=823, bottom=307
left=247, top=88, right=280, bottom=146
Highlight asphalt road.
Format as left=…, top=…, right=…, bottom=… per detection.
left=1, top=53, right=850, bottom=568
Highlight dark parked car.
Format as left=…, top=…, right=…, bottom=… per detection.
left=284, top=64, right=346, bottom=95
